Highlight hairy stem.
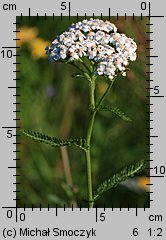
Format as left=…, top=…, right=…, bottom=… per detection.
left=85, top=148, right=93, bottom=207
left=89, top=78, right=96, bottom=110
left=85, top=77, right=115, bottom=207
left=85, top=76, right=96, bottom=208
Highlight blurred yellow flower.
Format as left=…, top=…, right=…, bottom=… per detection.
left=138, top=176, right=150, bottom=190
left=16, top=26, right=50, bottom=59
left=16, top=27, right=38, bottom=46
left=30, top=38, right=51, bottom=59
left=121, top=176, right=150, bottom=192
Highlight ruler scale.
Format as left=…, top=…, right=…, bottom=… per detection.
left=0, top=0, right=165, bottom=239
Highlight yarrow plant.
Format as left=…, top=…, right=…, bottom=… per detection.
left=23, top=19, right=146, bottom=208
left=45, top=18, right=137, bottom=80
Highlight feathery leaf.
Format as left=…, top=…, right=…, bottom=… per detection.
left=94, top=159, right=146, bottom=201
left=99, top=105, right=132, bottom=122
left=22, top=130, right=88, bottom=150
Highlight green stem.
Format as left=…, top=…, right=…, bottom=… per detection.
left=89, top=78, right=96, bottom=110
left=85, top=73, right=114, bottom=208
left=96, top=80, right=114, bottom=111
left=85, top=146, right=94, bottom=208
left=85, top=77, right=115, bottom=208
left=79, top=58, right=92, bottom=75
left=85, top=76, right=96, bottom=208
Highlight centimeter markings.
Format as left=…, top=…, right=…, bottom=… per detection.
left=145, top=3, right=152, bottom=204
left=145, top=2, right=165, bottom=205
left=14, top=19, right=21, bottom=203
left=145, top=2, right=153, bottom=204
left=2, top=202, right=144, bottom=223
left=1, top=2, right=165, bottom=219
left=2, top=18, right=21, bottom=204
left=12, top=20, right=21, bottom=202
left=19, top=2, right=164, bottom=21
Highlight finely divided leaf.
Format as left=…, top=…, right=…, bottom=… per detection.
left=94, top=159, right=146, bottom=201
left=22, top=130, right=88, bottom=150
left=99, top=105, right=132, bottom=122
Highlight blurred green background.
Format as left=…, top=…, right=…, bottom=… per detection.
left=16, top=16, right=150, bottom=208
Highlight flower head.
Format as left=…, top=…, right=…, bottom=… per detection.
left=46, top=18, right=137, bottom=80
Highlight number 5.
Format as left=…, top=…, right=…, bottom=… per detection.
left=154, top=86, right=159, bottom=94
left=100, top=212, right=105, bottom=221
left=7, top=129, right=13, bottom=138
left=61, top=2, right=67, bottom=10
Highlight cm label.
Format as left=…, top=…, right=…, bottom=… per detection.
left=3, top=3, right=16, bottom=11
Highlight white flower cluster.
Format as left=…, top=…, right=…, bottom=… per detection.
left=46, top=18, right=137, bottom=80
